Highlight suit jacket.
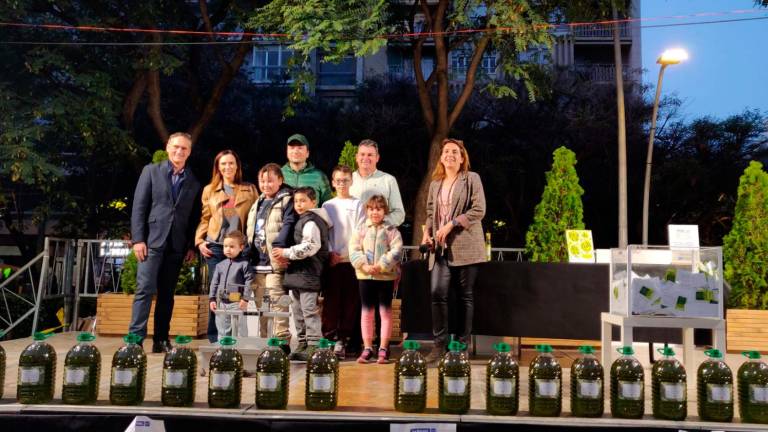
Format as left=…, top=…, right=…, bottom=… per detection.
left=131, top=161, right=201, bottom=252
left=425, top=171, right=486, bottom=269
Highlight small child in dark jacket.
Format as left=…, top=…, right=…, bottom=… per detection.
left=209, top=231, right=254, bottom=340
left=273, top=187, right=331, bottom=361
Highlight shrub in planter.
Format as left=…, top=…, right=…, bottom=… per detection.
left=525, top=146, right=585, bottom=262
left=723, top=161, right=768, bottom=310
left=119, top=252, right=201, bottom=295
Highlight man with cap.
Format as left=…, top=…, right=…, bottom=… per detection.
left=281, top=134, right=332, bottom=205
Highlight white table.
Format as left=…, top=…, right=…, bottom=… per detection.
left=600, top=312, right=726, bottom=373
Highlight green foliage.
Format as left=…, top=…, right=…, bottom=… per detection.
left=525, top=146, right=585, bottom=262
left=152, top=150, right=169, bottom=163
left=120, top=252, right=201, bottom=296
left=723, top=161, right=768, bottom=310
left=337, top=140, right=358, bottom=170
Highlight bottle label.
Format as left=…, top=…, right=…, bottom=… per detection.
left=618, top=381, right=642, bottom=400
left=210, top=371, right=235, bottom=390
left=706, top=383, right=732, bottom=403
left=163, top=369, right=188, bottom=389
left=660, top=382, right=686, bottom=402
left=577, top=379, right=602, bottom=399
left=258, top=373, right=281, bottom=392
left=490, top=377, right=515, bottom=397
left=399, top=376, right=424, bottom=395
left=112, top=367, right=137, bottom=387
left=310, top=373, right=334, bottom=393
left=534, top=378, right=559, bottom=398
left=750, top=384, right=768, bottom=404
left=444, top=376, right=468, bottom=395
left=19, top=367, right=44, bottom=385
left=64, top=367, right=89, bottom=386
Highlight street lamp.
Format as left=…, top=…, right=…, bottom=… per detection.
left=642, top=48, right=688, bottom=245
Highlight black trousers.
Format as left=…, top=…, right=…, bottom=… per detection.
left=430, top=255, right=478, bottom=347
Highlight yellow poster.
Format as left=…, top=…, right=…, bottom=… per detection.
left=566, top=230, right=594, bottom=263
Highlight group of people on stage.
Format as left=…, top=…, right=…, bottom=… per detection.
left=128, top=132, right=486, bottom=365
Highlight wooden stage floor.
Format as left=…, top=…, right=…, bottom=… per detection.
left=0, top=332, right=764, bottom=431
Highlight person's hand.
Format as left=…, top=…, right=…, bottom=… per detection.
left=184, top=249, right=197, bottom=262
left=199, top=242, right=213, bottom=258
left=133, top=242, right=147, bottom=262
left=362, top=264, right=379, bottom=275
left=329, top=252, right=342, bottom=267
left=421, top=231, right=433, bottom=248
left=209, top=301, right=217, bottom=311
left=239, top=299, right=248, bottom=311
left=271, top=248, right=284, bottom=259
left=435, top=223, right=454, bottom=245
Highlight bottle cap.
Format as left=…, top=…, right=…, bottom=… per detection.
left=219, top=336, right=237, bottom=346
left=743, top=351, right=762, bottom=360
left=123, top=333, right=142, bottom=345
left=174, top=335, right=192, bottom=345
left=535, top=344, right=553, bottom=353
left=657, top=343, right=675, bottom=357
left=33, top=332, right=51, bottom=341
left=616, top=346, right=635, bottom=355
left=704, top=349, right=723, bottom=359
left=317, top=338, right=333, bottom=349
left=578, top=345, right=595, bottom=355
left=447, top=340, right=465, bottom=352
left=403, top=340, right=421, bottom=350
left=493, top=342, right=511, bottom=353
left=77, top=332, right=96, bottom=343
left=267, top=337, right=286, bottom=347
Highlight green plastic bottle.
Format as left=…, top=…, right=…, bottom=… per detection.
left=162, top=335, right=197, bottom=407
left=394, top=340, right=427, bottom=413
left=528, top=344, right=561, bottom=417
left=17, top=332, right=56, bottom=404
left=305, top=339, right=339, bottom=411
left=697, top=349, right=733, bottom=422
left=651, top=344, right=686, bottom=421
left=256, top=337, right=290, bottom=409
left=208, top=336, right=243, bottom=408
left=62, top=332, right=101, bottom=404
left=486, top=342, right=519, bottom=416
left=0, top=331, right=5, bottom=400
left=738, top=351, right=768, bottom=424
left=438, top=340, right=471, bottom=414
left=610, top=346, right=644, bottom=419
left=570, top=345, right=604, bottom=418
left=109, top=333, right=147, bottom=406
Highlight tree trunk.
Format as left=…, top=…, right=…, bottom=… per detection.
left=612, top=3, right=628, bottom=248
left=412, top=130, right=448, bottom=246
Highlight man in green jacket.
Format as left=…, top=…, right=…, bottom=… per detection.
left=281, top=133, right=333, bottom=205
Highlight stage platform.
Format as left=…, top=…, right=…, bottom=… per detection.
left=0, top=332, right=764, bottom=431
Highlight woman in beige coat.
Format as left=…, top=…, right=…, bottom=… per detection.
left=195, top=149, right=258, bottom=342
left=421, top=138, right=486, bottom=363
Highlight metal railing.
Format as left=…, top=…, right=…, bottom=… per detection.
left=401, top=245, right=526, bottom=262
left=0, top=238, right=75, bottom=337
left=572, top=22, right=631, bottom=39
left=573, top=63, right=639, bottom=83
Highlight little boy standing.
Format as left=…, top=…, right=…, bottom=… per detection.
left=272, top=187, right=331, bottom=361
left=209, top=230, right=254, bottom=339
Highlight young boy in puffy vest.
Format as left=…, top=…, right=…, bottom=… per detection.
left=272, top=187, right=331, bottom=361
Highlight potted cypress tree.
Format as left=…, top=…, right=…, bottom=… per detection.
left=724, top=161, right=768, bottom=353
left=525, top=146, right=586, bottom=262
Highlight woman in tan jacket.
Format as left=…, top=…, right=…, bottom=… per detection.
left=195, top=149, right=258, bottom=342
left=421, top=138, right=486, bottom=364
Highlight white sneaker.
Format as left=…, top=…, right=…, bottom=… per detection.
left=333, top=340, right=345, bottom=359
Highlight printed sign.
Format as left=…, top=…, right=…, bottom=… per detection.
left=566, top=230, right=594, bottom=263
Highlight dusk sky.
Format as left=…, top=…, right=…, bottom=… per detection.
left=641, top=0, right=768, bottom=121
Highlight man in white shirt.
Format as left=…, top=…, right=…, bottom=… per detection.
left=349, top=139, right=405, bottom=227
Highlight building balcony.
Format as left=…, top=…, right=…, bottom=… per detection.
left=573, top=63, right=639, bottom=83
left=566, top=21, right=632, bottom=42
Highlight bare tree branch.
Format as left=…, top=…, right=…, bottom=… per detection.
left=449, top=34, right=491, bottom=128
left=199, top=0, right=227, bottom=66
left=413, top=39, right=435, bottom=135
left=122, top=71, right=147, bottom=131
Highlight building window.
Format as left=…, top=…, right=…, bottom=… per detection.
left=250, top=45, right=294, bottom=83
left=317, top=54, right=357, bottom=87
left=450, top=50, right=498, bottom=77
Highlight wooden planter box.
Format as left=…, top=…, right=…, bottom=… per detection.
left=726, top=309, right=768, bottom=354
left=391, top=298, right=402, bottom=342
left=96, top=293, right=208, bottom=337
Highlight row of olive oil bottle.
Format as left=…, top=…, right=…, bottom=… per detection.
left=2, top=333, right=340, bottom=410
left=394, top=340, right=768, bottom=424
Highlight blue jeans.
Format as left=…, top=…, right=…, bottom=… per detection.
left=204, top=243, right=225, bottom=343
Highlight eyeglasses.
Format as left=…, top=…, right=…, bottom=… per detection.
left=332, top=179, right=351, bottom=184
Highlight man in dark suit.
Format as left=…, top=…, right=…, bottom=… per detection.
left=129, top=132, right=201, bottom=353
